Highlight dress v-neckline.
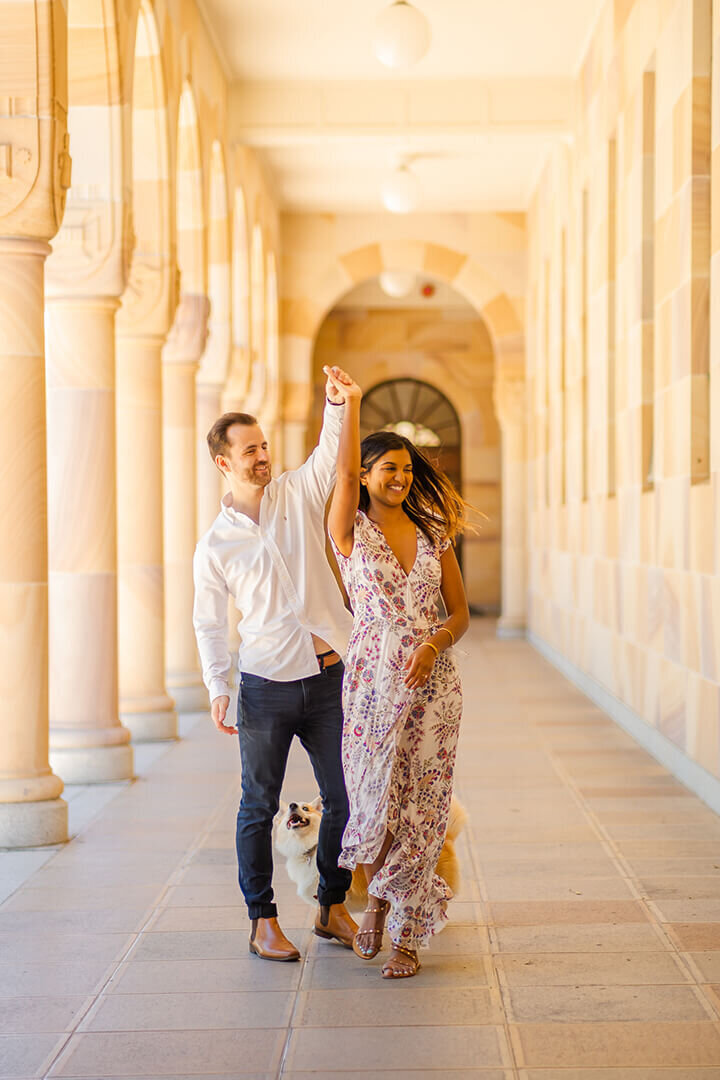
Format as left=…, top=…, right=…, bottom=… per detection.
left=363, top=511, right=420, bottom=579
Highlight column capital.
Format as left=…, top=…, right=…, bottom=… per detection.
left=45, top=111, right=130, bottom=298
left=0, top=2, right=70, bottom=242
left=163, top=293, right=211, bottom=367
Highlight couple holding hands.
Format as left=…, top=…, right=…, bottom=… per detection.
left=193, top=365, right=469, bottom=979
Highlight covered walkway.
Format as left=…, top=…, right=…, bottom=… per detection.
left=3, top=621, right=720, bottom=1078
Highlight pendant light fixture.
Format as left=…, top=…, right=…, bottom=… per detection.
left=379, top=270, right=417, bottom=298
left=373, top=1, right=431, bottom=70
left=381, top=164, right=421, bottom=214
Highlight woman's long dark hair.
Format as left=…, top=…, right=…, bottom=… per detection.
left=359, top=431, right=470, bottom=544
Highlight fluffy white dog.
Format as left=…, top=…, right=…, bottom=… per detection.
left=274, top=795, right=468, bottom=911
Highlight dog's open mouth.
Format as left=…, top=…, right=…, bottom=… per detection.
left=286, top=812, right=309, bottom=829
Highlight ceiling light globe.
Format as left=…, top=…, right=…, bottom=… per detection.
left=381, top=166, right=421, bottom=214
left=373, top=2, right=431, bottom=70
left=379, top=270, right=417, bottom=298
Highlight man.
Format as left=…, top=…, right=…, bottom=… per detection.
left=193, top=365, right=360, bottom=961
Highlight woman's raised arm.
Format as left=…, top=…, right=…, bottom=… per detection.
left=325, top=365, right=362, bottom=557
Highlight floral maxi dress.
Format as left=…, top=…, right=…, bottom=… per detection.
left=332, top=510, right=462, bottom=950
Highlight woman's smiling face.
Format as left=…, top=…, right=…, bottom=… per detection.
left=361, top=448, right=414, bottom=506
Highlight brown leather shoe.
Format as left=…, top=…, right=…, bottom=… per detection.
left=314, top=902, right=359, bottom=949
left=248, top=917, right=300, bottom=961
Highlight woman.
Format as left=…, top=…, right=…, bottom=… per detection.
left=324, top=365, right=470, bottom=979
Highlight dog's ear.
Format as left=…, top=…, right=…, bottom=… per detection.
left=310, top=795, right=323, bottom=811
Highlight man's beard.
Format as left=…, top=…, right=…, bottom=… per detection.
left=246, top=464, right=271, bottom=487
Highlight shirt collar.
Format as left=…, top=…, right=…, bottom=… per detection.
left=220, top=486, right=273, bottom=526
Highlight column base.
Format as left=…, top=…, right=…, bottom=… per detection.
left=49, top=743, right=134, bottom=785
left=0, top=798, right=68, bottom=848
left=121, top=704, right=178, bottom=743
left=166, top=675, right=209, bottom=713
left=496, top=615, right=527, bottom=640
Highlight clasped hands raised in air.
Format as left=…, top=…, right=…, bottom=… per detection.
left=323, top=364, right=362, bottom=404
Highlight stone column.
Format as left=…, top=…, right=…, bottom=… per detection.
left=0, top=2, right=72, bottom=845
left=281, top=371, right=313, bottom=470
left=44, top=297, right=133, bottom=781
left=221, top=346, right=249, bottom=661
left=0, top=240, right=67, bottom=845
left=163, top=294, right=210, bottom=711
left=197, top=276, right=231, bottom=538
left=494, top=376, right=528, bottom=638
left=221, top=345, right=251, bottom=414
left=115, top=329, right=178, bottom=741
left=196, top=383, right=223, bottom=537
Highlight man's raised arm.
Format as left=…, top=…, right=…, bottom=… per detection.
left=291, top=365, right=356, bottom=505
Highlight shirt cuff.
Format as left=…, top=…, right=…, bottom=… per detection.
left=209, top=678, right=231, bottom=702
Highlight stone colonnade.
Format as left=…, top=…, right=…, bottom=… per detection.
left=0, top=0, right=279, bottom=846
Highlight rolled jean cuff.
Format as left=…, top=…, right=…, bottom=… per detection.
left=317, top=886, right=347, bottom=907
left=248, top=902, right=278, bottom=920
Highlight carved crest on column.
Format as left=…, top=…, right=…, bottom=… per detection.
left=0, top=3, right=69, bottom=239
left=46, top=185, right=131, bottom=295
left=0, top=98, right=40, bottom=219
left=117, top=254, right=173, bottom=335
left=163, top=293, right=211, bottom=365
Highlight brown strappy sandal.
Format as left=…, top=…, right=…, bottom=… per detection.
left=352, top=898, right=389, bottom=960
left=381, top=943, right=421, bottom=979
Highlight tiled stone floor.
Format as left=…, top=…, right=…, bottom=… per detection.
left=3, top=619, right=720, bottom=1078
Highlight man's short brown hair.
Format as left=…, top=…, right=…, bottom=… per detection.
left=207, top=412, right=258, bottom=461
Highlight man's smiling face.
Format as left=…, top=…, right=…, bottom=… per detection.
left=217, top=423, right=272, bottom=488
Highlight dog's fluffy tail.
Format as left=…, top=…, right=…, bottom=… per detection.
left=446, top=796, right=468, bottom=841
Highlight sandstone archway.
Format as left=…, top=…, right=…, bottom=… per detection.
left=281, top=235, right=526, bottom=630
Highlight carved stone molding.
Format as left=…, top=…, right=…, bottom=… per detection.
left=46, top=97, right=128, bottom=295
left=117, top=255, right=176, bottom=338
left=46, top=198, right=127, bottom=297
left=0, top=4, right=70, bottom=240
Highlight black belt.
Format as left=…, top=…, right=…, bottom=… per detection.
left=316, top=649, right=340, bottom=671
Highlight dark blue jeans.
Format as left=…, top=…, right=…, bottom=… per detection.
left=236, top=662, right=352, bottom=919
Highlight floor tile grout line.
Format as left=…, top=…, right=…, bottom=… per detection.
left=543, top=741, right=720, bottom=1021
left=462, top=782, right=523, bottom=1080
left=0, top=722, right=210, bottom=910
left=0, top=847, right=65, bottom=907
left=275, top=940, right=312, bottom=1078
left=39, top=772, right=242, bottom=1079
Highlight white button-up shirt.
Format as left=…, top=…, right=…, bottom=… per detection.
left=192, top=402, right=354, bottom=701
